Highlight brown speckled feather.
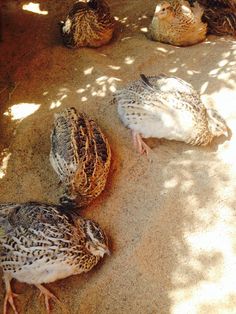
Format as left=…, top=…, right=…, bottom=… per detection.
left=116, top=74, right=229, bottom=150
left=204, top=8, right=236, bottom=35
left=50, top=108, right=111, bottom=208
left=189, top=0, right=236, bottom=35
left=148, top=0, right=207, bottom=46
left=0, top=202, right=109, bottom=313
left=61, top=0, right=115, bottom=48
left=197, top=0, right=236, bottom=9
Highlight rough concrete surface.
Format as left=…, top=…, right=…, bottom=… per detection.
left=1, top=1, right=236, bottom=313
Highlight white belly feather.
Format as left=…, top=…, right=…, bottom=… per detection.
left=118, top=102, right=195, bottom=142
left=10, top=258, right=79, bottom=285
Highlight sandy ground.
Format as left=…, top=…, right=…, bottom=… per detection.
left=1, top=1, right=236, bottom=313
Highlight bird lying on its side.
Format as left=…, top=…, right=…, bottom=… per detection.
left=60, top=0, right=116, bottom=48
left=115, top=74, right=228, bottom=155
left=148, top=0, right=207, bottom=46
left=50, top=107, right=111, bottom=208
left=0, top=202, right=109, bottom=314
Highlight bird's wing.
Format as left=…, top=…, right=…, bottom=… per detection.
left=0, top=203, right=78, bottom=268
left=50, top=108, right=80, bottom=181
left=0, top=202, right=71, bottom=231
left=197, top=0, right=236, bottom=9
left=139, top=74, right=204, bottom=112
left=120, top=76, right=200, bottom=112
left=88, top=116, right=111, bottom=166
left=141, top=74, right=197, bottom=95
left=73, top=112, right=111, bottom=191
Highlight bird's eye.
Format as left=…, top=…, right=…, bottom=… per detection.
left=162, top=8, right=166, bottom=11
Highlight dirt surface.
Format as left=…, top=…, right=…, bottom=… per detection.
left=1, top=1, right=236, bottom=313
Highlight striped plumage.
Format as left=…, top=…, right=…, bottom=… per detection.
left=116, top=74, right=228, bottom=154
left=196, top=0, right=236, bottom=7
left=188, top=0, right=236, bottom=36
left=203, top=9, right=236, bottom=36
left=148, top=0, right=207, bottom=46
left=60, top=0, right=115, bottom=48
left=0, top=202, right=109, bottom=313
left=50, top=108, right=111, bottom=208
left=196, top=0, right=236, bottom=36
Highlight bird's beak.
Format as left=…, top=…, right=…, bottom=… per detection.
left=100, top=247, right=111, bottom=257
left=223, top=129, right=229, bottom=137
left=105, top=248, right=111, bottom=256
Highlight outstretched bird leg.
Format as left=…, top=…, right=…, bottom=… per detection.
left=3, top=274, right=19, bottom=314
left=36, top=284, right=61, bottom=313
left=132, top=131, right=151, bottom=155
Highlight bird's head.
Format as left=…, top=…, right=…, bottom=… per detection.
left=85, top=220, right=110, bottom=257
left=207, top=108, right=229, bottom=138
left=88, top=0, right=98, bottom=10
left=154, top=2, right=173, bottom=19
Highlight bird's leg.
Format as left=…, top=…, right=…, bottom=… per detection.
left=36, top=284, right=61, bottom=313
left=132, top=131, right=151, bottom=155
left=3, top=274, right=19, bottom=314
left=132, top=130, right=138, bottom=150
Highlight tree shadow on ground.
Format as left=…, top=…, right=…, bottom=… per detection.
left=0, top=0, right=236, bottom=313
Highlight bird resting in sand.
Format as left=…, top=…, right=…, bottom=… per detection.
left=60, top=0, right=116, bottom=48
left=148, top=0, right=207, bottom=46
left=0, top=201, right=109, bottom=314
left=189, top=0, right=236, bottom=36
left=115, top=74, right=229, bottom=155
left=50, top=107, right=111, bottom=208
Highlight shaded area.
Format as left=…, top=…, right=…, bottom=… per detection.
left=0, top=0, right=236, bottom=313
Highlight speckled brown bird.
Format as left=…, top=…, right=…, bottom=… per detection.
left=60, top=0, right=116, bottom=48
left=195, top=0, right=236, bottom=8
left=50, top=107, right=111, bottom=208
left=0, top=202, right=109, bottom=314
left=116, top=74, right=229, bottom=154
left=148, top=0, right=207, bottom=46
left=191, top=0, right=236, bottom=36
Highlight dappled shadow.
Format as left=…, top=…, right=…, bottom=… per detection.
left=0, top=0, right=236, bottom=313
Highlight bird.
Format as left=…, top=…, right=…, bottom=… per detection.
left=60, top=0, right=116, bottom=48
left=50, top=107, right=111, bottom=208
left=115, top=74, right=229, bottom=155
left=189, top=0, right=236, bottom=36
left=192, top=0, right=236, bottom=7
left=0, top=201, right=109, bottom=314
left=148, top=0, right=207, bottom=46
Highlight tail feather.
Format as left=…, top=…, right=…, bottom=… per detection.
left=140, top=74, right=154, bottom=90
left=192, top=1, right=205, bottom=18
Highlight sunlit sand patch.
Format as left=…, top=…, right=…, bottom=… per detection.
left=170, top=202, right=236, bottom=314
left=0, top=150, right=11, bottom=179
left=108, top=65, right=121, bottom=70
left=156, top=47, right=168, bottom=53
left=200, top=82, right=209, bottom=94
left=50, top=95, right=67, bottom=109
left=125, top=56, right=135, bottom=65
left=22, top=2, right=48, bottom=15
left=4, top=103, right=40, bottom=120
left=84, top=67, right=94, bottom=75
left=140, top=27, right=148, bottom=33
